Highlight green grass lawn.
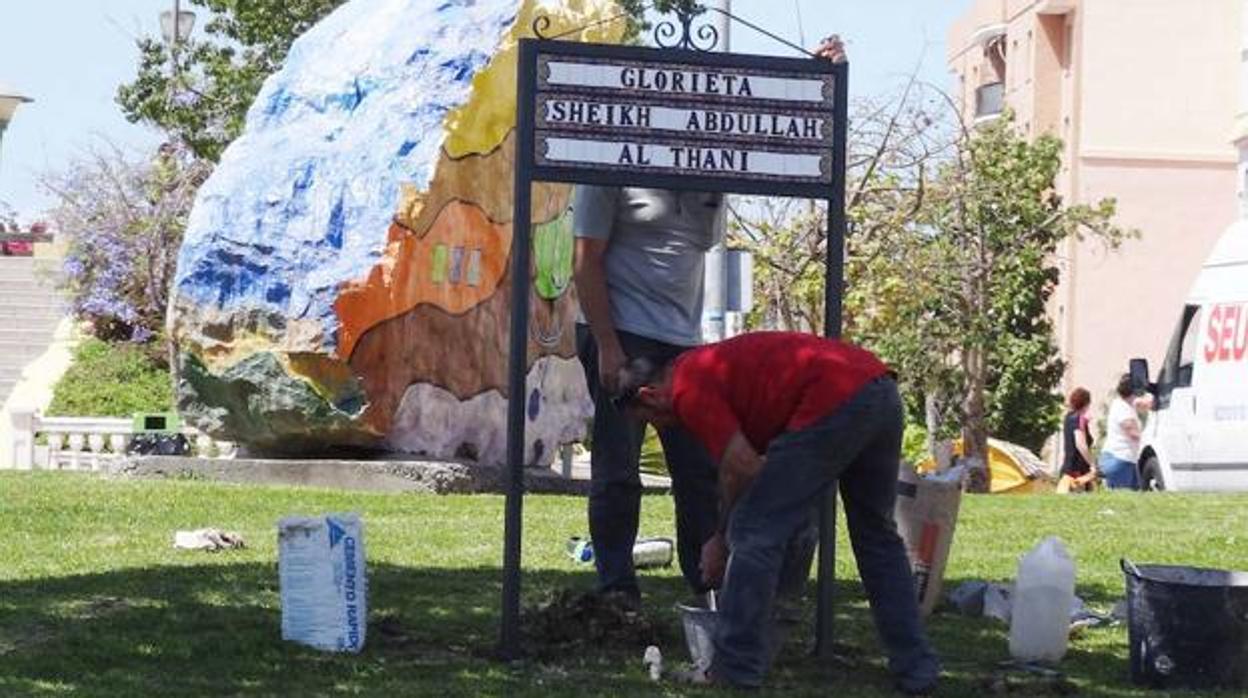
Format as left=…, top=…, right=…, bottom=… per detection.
left=2, top=472, right=1246, bottom=697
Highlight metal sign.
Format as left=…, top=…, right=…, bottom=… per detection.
left=519, top=40, right=845, bottom=198
left=501, top=35, right=848, bottom=660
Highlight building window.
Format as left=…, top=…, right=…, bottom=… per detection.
left=976, top=82, right=1005, bottom=119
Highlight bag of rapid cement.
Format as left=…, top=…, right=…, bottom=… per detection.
left=895, top=465, right=964, bottom=617
left=278, top=513, right=367, bottom=652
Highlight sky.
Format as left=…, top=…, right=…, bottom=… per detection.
left=0, top=0, right=972, bottom=219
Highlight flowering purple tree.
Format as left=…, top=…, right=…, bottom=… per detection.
left=43, top=144, right=209, bottom=347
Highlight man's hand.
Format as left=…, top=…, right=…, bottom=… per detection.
left=700, top=533, right=728, bottom=588
left=815, top=34, right=846, bottom=63
left=598, top=341, right=626, bottom=394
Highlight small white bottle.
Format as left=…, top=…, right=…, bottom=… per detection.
left=1009, top=536, right=1076, bottom=663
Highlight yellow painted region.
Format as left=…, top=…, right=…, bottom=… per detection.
left=194, top=334, right=278, bottom=375
left=282, top=353, right=363, bottom=405
left=442, top=0, right=626, bottom=159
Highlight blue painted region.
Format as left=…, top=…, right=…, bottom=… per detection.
left=439, top=51, right=489, bottom=82
left=264, top=88, right=294, bottom=117
left=326, top=197, right=345, bottom=250
left=266, top=281, right=292, bottom=305
left=335, top=393, right=365, bottom=415
left=527, top=388, right=541, bottom=421
left=172, top=0, right=526, bottom=351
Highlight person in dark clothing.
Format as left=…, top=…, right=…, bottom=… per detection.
left=1059, top=387, right=1097, bottom=493
left=616, top=331, right=940, bottom=694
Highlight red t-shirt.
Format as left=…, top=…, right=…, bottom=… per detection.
left=670, top=331, right=889, bottom=461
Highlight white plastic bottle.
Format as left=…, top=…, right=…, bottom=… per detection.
left=1008, top=536, right=1075, bottom=663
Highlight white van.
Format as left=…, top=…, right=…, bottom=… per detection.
left=1130, top=222, right=1248, bottom=491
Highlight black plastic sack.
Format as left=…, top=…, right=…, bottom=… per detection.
left=126, top=433, right=191, bottom=456
left=1123, top=559, right=1248, bottom=690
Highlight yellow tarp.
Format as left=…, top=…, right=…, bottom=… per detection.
left=917, top=438, right=1055, bottom=495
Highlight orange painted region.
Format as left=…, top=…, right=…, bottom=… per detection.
left=335, top=200, right=511, bottom=359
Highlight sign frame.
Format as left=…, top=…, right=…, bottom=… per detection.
left=501, top=36, right=849, bottom=660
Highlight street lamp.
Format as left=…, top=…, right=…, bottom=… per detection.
left=159, top=1, right=197, bottom=45
left=0, top=84, right=32, bottom=170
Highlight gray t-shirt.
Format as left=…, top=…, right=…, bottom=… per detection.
left=572, top=186, right=725, bottom=347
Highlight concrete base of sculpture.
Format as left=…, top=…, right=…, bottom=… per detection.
left=107, top=454, right=598, bottom=495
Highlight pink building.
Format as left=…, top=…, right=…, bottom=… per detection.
left=947, top=0, right=1240, bottom=404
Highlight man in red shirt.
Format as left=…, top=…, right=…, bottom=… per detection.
left=615, top=331, right=939, bottom=693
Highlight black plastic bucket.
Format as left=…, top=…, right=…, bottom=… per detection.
left=1122, top=559, right=1248, bottom=690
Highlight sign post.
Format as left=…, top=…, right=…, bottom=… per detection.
left=502, top=35, right=847, bottom=660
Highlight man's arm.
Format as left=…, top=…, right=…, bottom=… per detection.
left=700, top=432, right=764, bottom=588
left=717, top=432, right=766, bottom=531
left=574, top=237, right=626, bottom=392
left=572, top=186, right=626, bottom=393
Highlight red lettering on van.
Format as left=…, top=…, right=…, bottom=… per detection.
left=1222, top=305, right=1239, bottom=362
left=1206, top=305, right=1222, bottom=363
left=1238, top=304, right=1248, bottom=361
left=1205, top=303, right=1248, bottom=363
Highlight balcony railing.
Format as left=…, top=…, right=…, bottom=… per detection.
left=975, top=82, right=1005, bottom=120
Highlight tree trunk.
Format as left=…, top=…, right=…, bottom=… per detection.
left=924, top=392, right=941, bottom=460
left=962, top=345, right=991, bottom=493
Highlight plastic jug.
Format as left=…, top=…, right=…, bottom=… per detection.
left=1009, top=536, right=1075, bottom=663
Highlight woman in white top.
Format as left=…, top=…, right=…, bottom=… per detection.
left=1098, top=374, right=1142, bottom=489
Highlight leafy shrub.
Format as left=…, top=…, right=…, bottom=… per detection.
left=47, top=339, right=174, bottom=417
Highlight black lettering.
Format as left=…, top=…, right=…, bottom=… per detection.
left=723, top=75, right=737, bottom=94
left=653, top=71, right=668, bottom=90
left=618, top=144, right=634, bottom=164
left=720, top=150, right=736, bottom=170
left=786, top=119, right=801, bottom=138
left=636, top=144, right=652, bottom=165
left=686, top=111, right=701, bottom=131
left=636, top=106, right=652, bottom=128
left=739, top=77, right=753, bottom=96
left=771, top=115, right=784, bottom=136
left=587, top=103, right=601, bottom=124
left=804, top=118, right=820, bottom=139
left=739, top=150, right=750, bottom=172
left=704, top=111, right=718, bottom=132
left=706, top=73, right=720, bottom=93
left=669, top=146, right=685, bottom=167
left=550, top=101, right=566, bottom=122
left=568, top=101, right=584, bottom=122
left=621, top=68, right=637, bottom=88
left=672, top=71, right=685, bottom=92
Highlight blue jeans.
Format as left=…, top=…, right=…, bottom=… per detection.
left=1098, top=452, right=1138, bottom=490
left=711, top=377, right=940, bottom=690
left=576, top=325, right=719, bottom=596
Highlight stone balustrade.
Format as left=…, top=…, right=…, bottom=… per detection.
left=4, top=408, right=236, bottom=471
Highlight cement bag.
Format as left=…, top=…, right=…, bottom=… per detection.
left=895, top=466, right=964, bottom=617
left=278, top=513, right=367, bottom=652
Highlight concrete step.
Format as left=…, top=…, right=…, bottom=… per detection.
left=0, top=290, right=67, bottom=306
left=0, top=264, right=62, bottom=284
left=0, top=305, right=66, bottom=320
left=0, top=325, right=56, bottom=337
left=0, top=339, right=54, bottom=357
left=0, top=279, right=62, bottom=293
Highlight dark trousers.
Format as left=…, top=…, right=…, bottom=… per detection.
left=712, top=377, right=939, bottom=690
left=576, top=325, right=719, bottom=596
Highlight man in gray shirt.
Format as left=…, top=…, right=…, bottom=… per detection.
left=573, top=186, right=723, bottom=603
